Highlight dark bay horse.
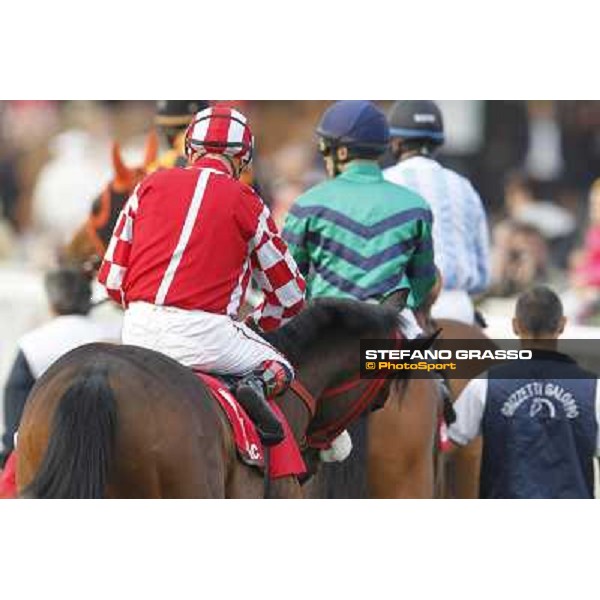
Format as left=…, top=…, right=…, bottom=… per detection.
left=16, top=299, right=417, bottom=499
left=64, top=132, right=158, bottom=268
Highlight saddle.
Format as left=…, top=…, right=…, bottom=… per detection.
left=194, top=372, right=306, bottom=479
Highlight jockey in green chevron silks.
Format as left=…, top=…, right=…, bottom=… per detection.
left=282, top=100, right=437, bottom=340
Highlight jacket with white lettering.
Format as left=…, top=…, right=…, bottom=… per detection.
left=480, top=354, right=599, bottom=499
left=449, top=350, right=600, bottom=498
left=97, top=157, right=306, bottom=331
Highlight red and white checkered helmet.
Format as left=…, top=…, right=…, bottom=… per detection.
left=184, top=104, right=254, bottom=170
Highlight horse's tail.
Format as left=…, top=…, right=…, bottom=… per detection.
left=23, top=367, right=117, bottom=499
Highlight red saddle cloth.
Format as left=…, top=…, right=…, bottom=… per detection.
left=196, top=373, right=306, bottom=479
left=0, top=375, right=307, bottom=499
left=0, top=451, right=17, bottom=499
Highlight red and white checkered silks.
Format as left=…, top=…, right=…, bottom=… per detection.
left=98, top=187, right=139, bottom=306
left=184, top=105, right=254, bottom=167
left=97, top=157, right=306, bottom=332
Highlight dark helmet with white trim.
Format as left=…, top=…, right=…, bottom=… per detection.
left=155, top=101, right=210, bottom=147
left=155, top=101, right=210, bottom=128
left=387, top=100, right=444, bottom=146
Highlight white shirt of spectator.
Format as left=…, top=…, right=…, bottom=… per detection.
left=19, top=315, right=118, bottom=379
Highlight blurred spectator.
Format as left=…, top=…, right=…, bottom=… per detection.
left=0, top=101, right=60, bottom=237
left=489, top=171, right=579, bottom=296
left=0, top=215, right=16, bottom=261
left=524, top=101, right=563, bottom=184
left=266, top=142, right=325, bottom=229
left=0, top=101, right=58, bottom=151
left=1, top=266, right=118, bottom=466
left=29, top=102, right=114, bottom=254
left=565, top=179, right=600, bottom=322
left=478, top=101, right=530, bottom=213
left=436, top=100, right=486, bottom=183
left=504, top=171, right=576, bottom=268
left=491, top=220, right=549, bottom=297
left=559, top=101, right=600, bottom=195
left=0, top=141, right=18, bottom=259
left=0, top=147, right=21, bottom=231
left=571, top=179, right=600, bottom=287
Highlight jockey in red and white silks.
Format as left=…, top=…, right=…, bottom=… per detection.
left=98, top=105, right=306, bottom=445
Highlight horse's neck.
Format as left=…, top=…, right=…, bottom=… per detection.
left=278, top=342, right=356, bottom=443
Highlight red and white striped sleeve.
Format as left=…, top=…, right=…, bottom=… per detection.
left=248, top=205, right=306, bottom=332
left=97, top=185, right=139, bottom=307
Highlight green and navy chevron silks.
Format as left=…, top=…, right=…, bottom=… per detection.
left=282, top=162, right=436, bottom=309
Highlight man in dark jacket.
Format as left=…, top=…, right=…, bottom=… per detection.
left=449, top=285, right=600, bottom=498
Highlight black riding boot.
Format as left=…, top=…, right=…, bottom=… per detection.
left=235, top=375, right=285, bottom=447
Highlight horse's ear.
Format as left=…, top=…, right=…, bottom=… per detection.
left=402, top=330, right=440, bottom=354
left=143, top=129, right=159, bottom=169
left=112, top=141, right=130, bottom=182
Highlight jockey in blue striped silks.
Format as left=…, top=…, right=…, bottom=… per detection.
left=384, top=100, right=491, bottom=325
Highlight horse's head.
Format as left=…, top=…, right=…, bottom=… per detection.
left=64, top=130, right=159, bottom=268
left=110, top=130, right=159, bottom=194
left=265, top=299, right=437, bottom=456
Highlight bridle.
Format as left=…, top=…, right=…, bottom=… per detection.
left=291, top=376, right=391, bottom=449
left=86, top=176, right=142, bottom=260
left=289, top=332, right=403, bottom=449
left=86, top=185, right=114, bottom=258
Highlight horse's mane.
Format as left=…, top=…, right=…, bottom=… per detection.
left=264, top=298, right=398, bottom=365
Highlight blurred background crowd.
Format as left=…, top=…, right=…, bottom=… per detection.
left=3, top=101, right=600, bottom=308
left=2, top=100, right=600, bottom=335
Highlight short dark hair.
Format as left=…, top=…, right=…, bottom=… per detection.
left=45, top=267, right=92, bottom=316
left=515, top=285, right=563, bottom=335
left=392, top=138, right=440, bottom=160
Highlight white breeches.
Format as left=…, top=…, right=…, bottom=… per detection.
left=431, top=289, right=475, bottom=325
left=121, top=302, right=292, bottom=376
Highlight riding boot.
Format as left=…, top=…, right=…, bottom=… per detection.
left=235, top=375, right=285, bottom=447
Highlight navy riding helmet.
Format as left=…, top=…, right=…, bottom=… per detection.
left=387, top=100, right=445, bottom=145
left=316, top=100, right=390, bottom=155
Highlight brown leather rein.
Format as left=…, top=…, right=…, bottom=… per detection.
left=289, top=332, right=402, bottom=449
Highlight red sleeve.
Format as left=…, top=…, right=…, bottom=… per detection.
left=238, top=187, right=306, bottom=331
left=97, top=184, right=140, bottom=306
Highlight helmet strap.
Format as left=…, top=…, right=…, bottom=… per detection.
left=222, top=153, right=241, bottom=179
